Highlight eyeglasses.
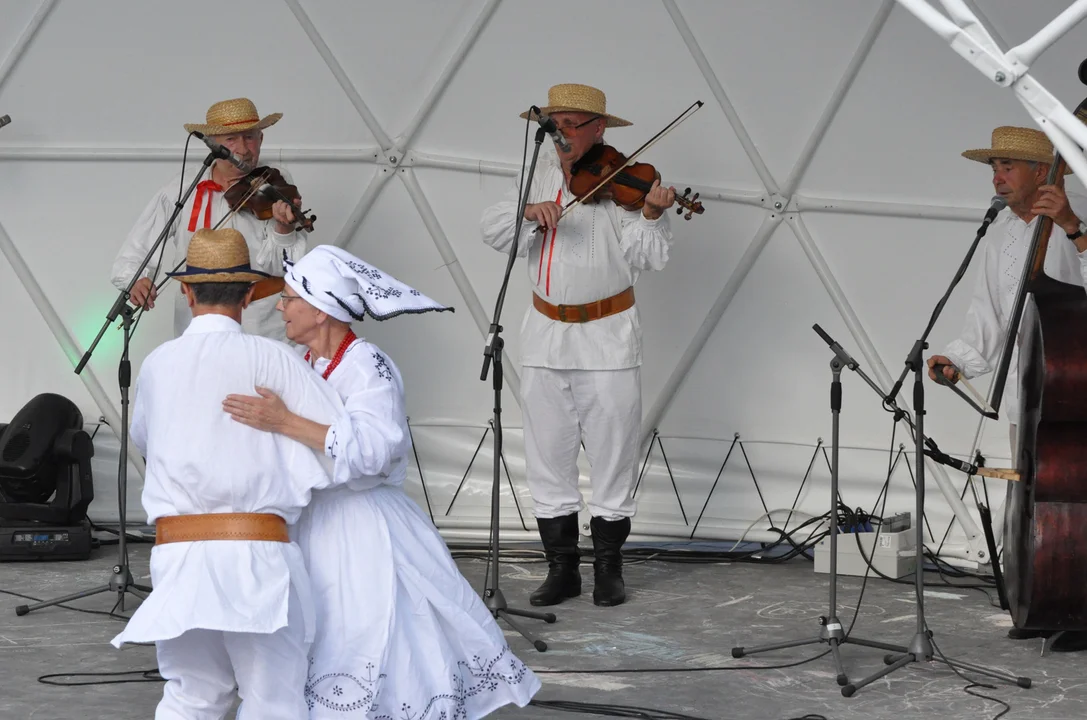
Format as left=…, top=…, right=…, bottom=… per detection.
left=553, top=116, right=602, bottom=134
left=278, top=293, right=305, bottom=304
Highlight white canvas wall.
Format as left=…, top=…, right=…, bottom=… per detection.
left=1, top=0, right=1085, bottom=561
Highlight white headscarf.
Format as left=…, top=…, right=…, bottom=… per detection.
left=282, top=245, right=453, bottom=321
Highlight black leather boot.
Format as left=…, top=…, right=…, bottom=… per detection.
left=590, top=516, right=630, bottom=607
left=529, top=514, right=581, bottom=606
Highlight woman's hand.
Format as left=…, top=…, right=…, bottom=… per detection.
left=223, top=387, right=289, bottom=432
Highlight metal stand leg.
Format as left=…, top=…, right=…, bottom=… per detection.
left=732, top=357, right=898, bottom=686
left=17, top=306, right=152, bottom=617
left=481, top=339, right=555, bottom=651
left=841, top=346, right=1029, bottom=696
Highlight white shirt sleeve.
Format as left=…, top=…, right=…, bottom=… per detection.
left=251, top=166, right=308, bottom=272
left=618, top=208, right=673, bottom=271
left=1066, top=193, right=1087, bottom=293
left=110, top=187, right=177, bottom=290
left=480, top=175, right=540, bottom=258
left=323, top=351, right=408, bottom=489
left=942, top=239, right=1003, bottom=380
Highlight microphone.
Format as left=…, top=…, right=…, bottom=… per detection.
left=531, top=106, right=572, bottom=152
left=0, top=115, right=10, bottom=129
left=983, top=195, right=1007, bottom=224
left=923, top=446, right=979, bottom=476
left=190, top=131, right=250, bottom=172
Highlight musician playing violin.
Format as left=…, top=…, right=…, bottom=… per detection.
left=481, top=83, right=678, bottom=609
left=925, top=126, right=1087, bottom=651
left=110, top=98, right=306, bottom=342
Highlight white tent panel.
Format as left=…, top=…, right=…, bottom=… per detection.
left=1, top=0, right=1085, bottom=561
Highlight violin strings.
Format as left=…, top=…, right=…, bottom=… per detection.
left=215, top=169, right=272, bottom=230
left=560, top=100, right=703, bottom=220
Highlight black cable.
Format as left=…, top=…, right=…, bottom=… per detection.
left=129, top=131, right=197, bottom=337
left=533, top=648, right=833, bottom=676
left=530, top=699, right=710, bottom=720
left=39, top=669, right=162, bottom=686
left=931, top=637, right=1012, bottom=720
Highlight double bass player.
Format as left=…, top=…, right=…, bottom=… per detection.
left=927, top=125, right=1087, bottom=652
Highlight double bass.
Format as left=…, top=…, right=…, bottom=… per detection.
left=994, top=74, right=1087, bottom=631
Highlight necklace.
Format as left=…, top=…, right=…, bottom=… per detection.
left=305, top=331, right=356, bottom=380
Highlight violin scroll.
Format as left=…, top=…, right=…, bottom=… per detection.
left=675, top=187, right=704, bottom=221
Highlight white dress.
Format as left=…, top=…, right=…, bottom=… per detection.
left=295, top=337, right=540, bottom=718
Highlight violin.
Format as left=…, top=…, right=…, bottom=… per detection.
left=223, top=166, right=316, bottom=233
left=137, top=166, right=313, bottom=311
left=533, top=100, right=706, bottom=231
left=569, top=144, right=704, bottom=219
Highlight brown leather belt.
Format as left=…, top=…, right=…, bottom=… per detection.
left=155, top=513, right=289, bottom=545
left=532, top=286, right=634, bottom=323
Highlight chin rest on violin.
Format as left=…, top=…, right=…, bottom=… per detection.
left=223, top=166, right=317, bottom=233
left=569, top=144, right=704, bottom=219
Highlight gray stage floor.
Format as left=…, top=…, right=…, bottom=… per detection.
left=1, top=539, right=1083, bottom=720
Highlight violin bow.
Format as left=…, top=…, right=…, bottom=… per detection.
left=541, top=100, right=704, bottom=229
left=131, top=170, right=277, bottom=322
left=215, top=169, right=275, bottom=230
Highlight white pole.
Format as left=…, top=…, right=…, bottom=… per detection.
left=282, top=0, right=394, bottom=150
left=1006, top=0, right=1087, bottom=69
left=0, top=146, right=381, bottom=163
left=639, top=211, right=785, bottom=450
left=397, top=168, right=522, bottom=403
left=332, top=167, right=396, bottom=248
left=0, top=221, right=144, bottom=477
left=937, top=0, right=1004, bottom=56
left=662, top=0, right=780, bottom=195
left=794, top=194, right=980, bottom=221
left=0, top=0, right=55, bottom=93
left=396, top=0, right=501, bottom=153
left=786, top=213, right=987, bottom=560
left=782, top=0, right=894, bottom=197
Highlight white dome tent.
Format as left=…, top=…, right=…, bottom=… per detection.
left=1, top=0, right=1085, bottom=568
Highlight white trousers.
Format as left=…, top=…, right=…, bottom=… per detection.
left=154, top=585, right=309, bottom=720
left=521, top=366, right=641, bottom=521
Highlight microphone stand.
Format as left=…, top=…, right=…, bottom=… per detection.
left=16, top=151, right=219, bottom=617
left=830, top=206, right=1030, bottom=696
left=731, top=333, right=905, bottom=687
left=479, top=125, right=556, bottom=651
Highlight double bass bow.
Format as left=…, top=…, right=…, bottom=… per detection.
left=983, top=67, right=1087, bottom=632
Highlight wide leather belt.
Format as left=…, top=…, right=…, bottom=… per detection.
left=155, top=513, right=289, bottom=545
left=532, top=286, right=634, bottom=323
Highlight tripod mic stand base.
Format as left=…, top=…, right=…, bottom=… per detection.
left=732, top=614, right=906, bottom=687
left=14, top=561, right=152, bottom=617
left=484, top=586, right=555, bottom=652
left=841, top=630, right=1032, bottom=697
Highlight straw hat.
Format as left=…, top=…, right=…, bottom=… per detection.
left=518, top=84, right=631, bottom=128
left=962, top=126, right=1070, bottom=173
left=183, top=98, right=282, bottom=136
left=167, top=228, right=271, bottom=284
